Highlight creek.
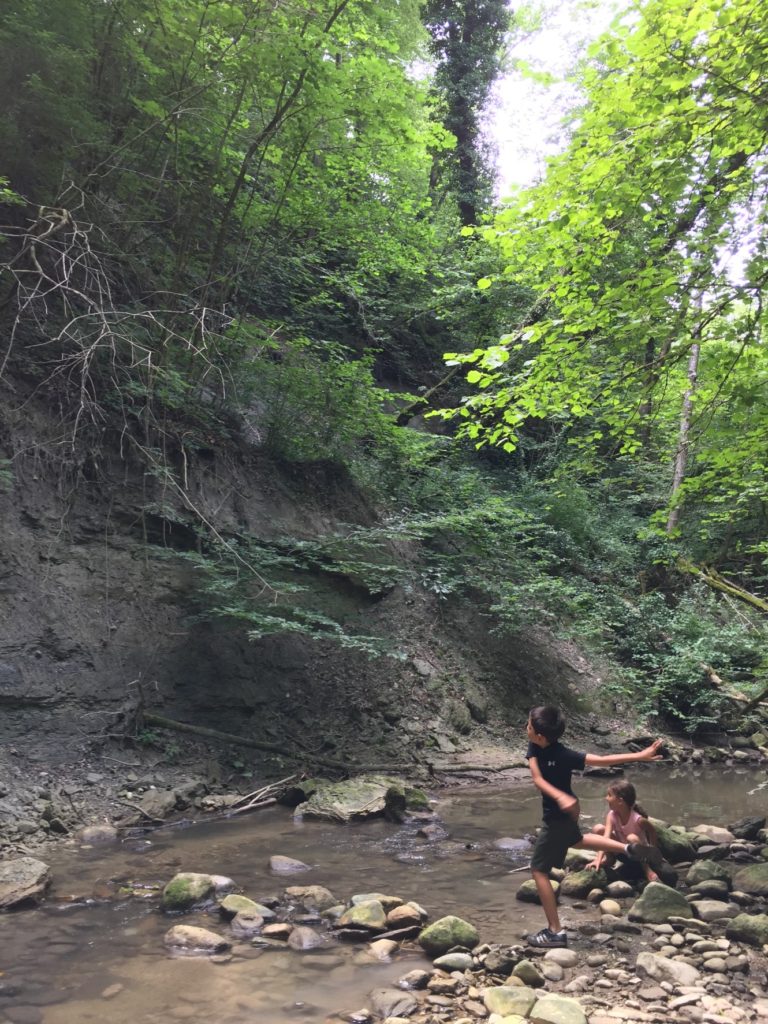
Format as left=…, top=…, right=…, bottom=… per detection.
left=1, top=764, right=764, bottom=1024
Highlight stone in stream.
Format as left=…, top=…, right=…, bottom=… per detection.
left=690, top=878, right=730, bottom=898
left=728, top=815, right=765, bottom=840
left=561, top=868, right=607, bottom=897
left=516, top=879, right=560, bottom=904
left=219, top=893, right=275, bottom=919
left=0, top=857, right=50, bottom=908
left=686, top=859, right=731, bottom=887
left=693, top=899, right=738, bottom=922
left=543, top=948, right=579, bottom=968
left=78, top=825, right=118, bottom=844
left=163, top=924, right=231, bottom=954
left=650, top=821, right=698, bottom=863
left=482, top=985, right=538, bottom=1017
left=511, top=959, right=545, bottom=987
left=351, top=892, right=404, bottom=912
left=160, top=873, right=215, bottom=911
left=285, top=884, right=337, bottom=911
left=635, top=951, right=701, bottom=987
left=369, top=988, right=418, bottom=1018
left=368, top=938, right=398, bottom=960
left=433, top=951, right=473, bottom=971
left=627, top=881, right=693, bottom=923
left=338, top=900, right=387, bottom=931
left=230, top=911, right=264, bottom=938
left=269, top=855, right=311, bottom=874
left=726, top=912, right=768, bottom=946
left=294, top=776, right=408, bottom=823
left=263, top=922, right=293, bottom=940
left=691, top=823, right=735, bottom=844
left=732, top=862, right=768, bottom=895
left=397, top=969, right=431, bottom=990
left=386, top=904, right=422, bottom=928
left=288, top=925, right=325, bottom=950
left=529, top=993, right=588, bottom=1024
left=418, top=915, right=478, bottom=956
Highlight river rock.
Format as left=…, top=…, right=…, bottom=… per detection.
left=352, top=892, right=404, bottom=912
left=370, top=939, right=398, bottom=960
left=732, top=862, right=768, bottom=895
left=219, top=894, right=267, bottom=918
left=606, top=880, right=634, bottom=898
left=686, top=860, right=731, bottom=887
left=690, top=879, right=730, bottom=898
left=230, top=911, right=264, bottom=938
left=561, top=868, right=607, bottom=897
left=628, top=882, right=692, bottom=923
left=694, top=899, right=737, bottom=922
left=418, top=915, right=478, bottom=956
left=544, top=948, right=579, bottom=968
left=636, top=951, right=700, bottom=987
left=284, top=884, right=337, bottom=911
left=512, top=959, right=545, bottom=987
left=397, top=969, right=431, bottom=990
left=269, top=855, right=310, bottom=874
left=482, top=985, right=538, bottom=1017
left=161, top=873, right=215, bottom=911
left=495, top=837, right=533, bottom=852
left=529, top=993, right=588, bottom=1024
left=729, top=815, right=765, bottom=840
left=288, top=925, right=325, bottom=950
left=433, top=952, right=473, bottom=970
left=295, top=776, right=407, bottom=823
left=137, top=788, right=179, bottom=820
left=163, top=925, right=231, bottom=954
left=651, top=821, right=698, bottom=863
left=78, top=825, right=118, bottom=844
left=599, top=899, right=622, bottom=917
left=725, top=912, right=768, bottom=946
left=516, top=879, right=560, bottom=904
left=0, top=857, right=50, bottom=909
left=691, top=824, right=735, bottom=844
left=339, top=900, right=387, bottom=931
left=387, top=904, right=422, bottom=928
left=369, top=988, right=418, bottom=1018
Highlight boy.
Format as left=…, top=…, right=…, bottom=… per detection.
left=525, top=705, right=664, bottom=948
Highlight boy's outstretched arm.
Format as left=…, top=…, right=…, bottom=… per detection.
left=584, top=738, right=663, bottom=768
left=529, top=756, right=579, bottom=819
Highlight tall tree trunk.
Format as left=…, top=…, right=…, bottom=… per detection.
left=666, top=338, right=701, bottom=533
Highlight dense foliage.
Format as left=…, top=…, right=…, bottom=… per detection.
left=2, top=0, right=768, bottom=734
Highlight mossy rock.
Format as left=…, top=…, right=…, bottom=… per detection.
left=516, top=879, right=560, bottom=904
left=295, top=775, right=407, bottom=823
left=418, top=915, right=479, bottom=956
left=338, top=899, right=387, bottom=931
left=404, top=786, right=430, bottom=811
left=446, top=699, right=473, bottom=735
left=726, top=913, right=768, bottom=947
left=732, top=862, right=768, bottom=895
left=686, top=860, right=731, bottom=888
left=627, top=881, right=693, bottom=923
left=561, top=868, right=607, bottom=897
left=278, top=778, right=325, bottom=807
left=650, top=821, right=698, bottom=863
left=161, top=873, right=215, bottom=912
left=219, top=894, right=275, bottom=919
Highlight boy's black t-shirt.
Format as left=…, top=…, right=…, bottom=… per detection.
left=526, top=740, right=587, bottom=822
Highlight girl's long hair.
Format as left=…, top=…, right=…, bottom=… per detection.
left=607, top=779, right=648, bottom=818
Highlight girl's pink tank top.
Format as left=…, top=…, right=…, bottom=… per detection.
left=609, top=807, right=649, bottom=844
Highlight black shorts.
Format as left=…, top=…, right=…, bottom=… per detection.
left=530, top=816, right=583, bottom=873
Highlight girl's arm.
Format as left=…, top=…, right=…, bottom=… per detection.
left=584, top=739, right=663, bottom=767
left=586, top=811, right=613, bottom=870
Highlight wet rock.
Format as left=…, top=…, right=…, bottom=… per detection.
left=512, top=959, right=545, bottom=987
left=295, top=776, right=407, bottom=823
left=483, top=947, right=520, bottom=974
left=288, top=925, right=325, bottom=950
left=482, top=985, right=538, bottom=1017
left=628, top=882, right=693, bottom=923
left=386, top=904, right=422, bottom=928
left=219, top=894, right=269, bottom=918
left=285, top=885, right=337, bottom=911
left=635, top=951, right=700, bottom=987
left=78, top=825, right=118, bottom=844
left=725, top=912, right=768, bottom=946
left=651, top=822, right=698, bottom=863
left=397, top=969, right=430, bottom=990
left=543, top=948, right=579, bottom=968
left=418, top=915, right=478, bottom=956
left=599, top=899, right=622, bottom=917
left=732, top=862, right=768, bottom=895
left=516, top=879, right=560, bottom=904
left=0, top=857, right=50, bottom=908
left=686, top=860, right=731, bottom=887
left=163, top=925, right=231, bottom=954
left=161, top=873, right=215, bottom=911
left=136, top=788, right=179, bottom=820
left=230, top=911, right=264, bottom=938
left=338, top=900, right=387, bottom=931
left=561, top=868, right=607, bottom=897
left=208, top=875, right=236, bottom=895
left=263, top=923, right=293, bottom=940
left=351, top=892, right=404, bottom=912
left=369, top=988, right=418, bottom=1018
left=729, top=815, right=765, bottom=840
left=269, top=855, right=311, bottom=874
left=369, top=938, right=398, bottom=960
left=529, top=993, right=588, bottom=1024
left=605, top=881, right=634, bottom=899
left=690, top=879, right=730, bottom=898
left=495, top=837, right=532, bottom=852
left=433, top=952, right=473, bottom=970
left=691, top=824, right=735, bottom=844
left=693, top=899, right=737, bottom=922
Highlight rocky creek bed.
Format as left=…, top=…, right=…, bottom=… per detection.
left=3, top=771, right=768, bottom=1024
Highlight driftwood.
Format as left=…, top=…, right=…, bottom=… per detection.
left=142, top=713, right=409, bottom=773
left=428, top=762, right=525, bottom=774
left=679, top=560, right=768, bottom=614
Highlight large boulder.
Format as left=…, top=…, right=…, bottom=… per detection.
left=482, top=985, right=538, bottom=1017
left=732, top=863, right=768, bottom=895
left=561, top=868, right=607, bottom=897
left=686, top=860, right=731, bottom=887
left=530, top=993, right=588, bottom=1024
left=650, top=821, right=698, bottom=863
left=628, top=882, right=693, bottom=923
left=295, top=776, right=408, bottom=822
left=0, top=857, right=50, bottom=908
left=726, top=913, right=768, bottom=947
left=161, top=873, right=215, bottom=911
left=636, top=951, right=700, bottom=987
left=418, top=915, right=478, bottom=956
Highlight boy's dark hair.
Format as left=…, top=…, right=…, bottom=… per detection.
left=529, top=705, right=565, bottom=742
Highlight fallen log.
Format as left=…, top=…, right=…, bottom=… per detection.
left=141, top=713, right=410, bottom=773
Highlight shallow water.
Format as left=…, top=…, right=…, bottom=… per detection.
left=1, top=764, right=765, bottom=1024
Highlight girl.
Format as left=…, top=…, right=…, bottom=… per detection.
left=586, top=779, right=660, bottom=882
